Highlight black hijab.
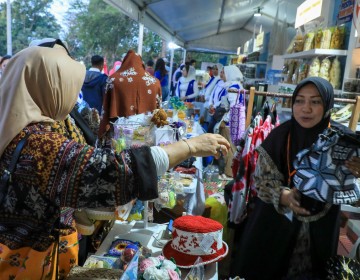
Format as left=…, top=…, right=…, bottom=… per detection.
left=261, top=77, right=335, bottom=185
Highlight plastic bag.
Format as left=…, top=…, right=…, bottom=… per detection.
left=184, top=257, right=205, bottom=280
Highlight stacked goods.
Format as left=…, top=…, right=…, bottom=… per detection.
left=308, top=57, right=321, bottom=77
left=285, top=25, right=346, bottom=53
left=303, top=32, right=315, bottom=51
left=329, top=57, right=341, bottom=90
left=319, top=57, right=331, bottom=81
left=283, top=57, right=342, bottom=89
left=330, top=26, right=346, bottom=49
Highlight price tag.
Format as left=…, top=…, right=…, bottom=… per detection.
left=199, top=234, right=214, bottom=253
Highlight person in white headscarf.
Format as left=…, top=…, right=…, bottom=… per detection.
left=175, top=62, right=199, bottom=102
left=207, top=65, right=244, bottom=133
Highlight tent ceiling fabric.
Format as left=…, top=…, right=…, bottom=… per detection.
left=104, top=0, right=304, bottom=54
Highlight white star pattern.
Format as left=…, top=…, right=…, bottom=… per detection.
left=142, top=72, right=157, bottom=86
left=147, top=89, right=152, bottom=95
left=119, top=77, right=124, bottom=82
left=127, top=77, right=133, bottom=83
left=121, top=67, right=137, bottom=77
left=130, top=105, right=135, bottom=111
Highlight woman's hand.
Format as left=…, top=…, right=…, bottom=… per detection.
left=345, top=156, right=360, bottom=178
left=161, top=133, right=231, bottom=169
left=280, top=188, right=311, bottom=216
left=187, top=133, right=231, bottom=159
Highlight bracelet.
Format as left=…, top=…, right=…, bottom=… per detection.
left=182, top=139, right=192, bottom=157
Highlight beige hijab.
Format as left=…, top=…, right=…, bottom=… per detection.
left=0, top=45, right=86, bottom=157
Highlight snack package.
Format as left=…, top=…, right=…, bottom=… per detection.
left=297, top=62, right=309, bottom=84
left=286, top=60, right=298, bottom=84
left=107, top=239, right=140, bottom=258
left=330, top=26, right=345, bottom=49
left=303, top=32, right=315, bottom=51
left=308, top=57, right=321, bottom=77
left=293, top=29, right=304, bottom=52
left=314, top=29, right=323, bottom=49
left=83, top=255, right=121, bottom=269
left=292, top=63, right=301, bottom=84
left=319, top=57, right=331, bottom=81
left=329, top=57, right=342, bottom=89
left=286, top=36, right=296, bottom=54
left=320, top=28, right=332, bottom=49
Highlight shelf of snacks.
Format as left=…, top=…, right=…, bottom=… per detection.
left=282, top=49, right=347, bottom=60
left=278, top=82, right=342, bottom=96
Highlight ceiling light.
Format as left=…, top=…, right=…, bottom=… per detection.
left=254, top=7, right=262, bottom=17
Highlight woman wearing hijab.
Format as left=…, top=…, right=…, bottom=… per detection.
left=0, top=42, right=231, bottom=278
left=109, top=60, right=122, bottom=76
left=154, top=58, right=170, bottom=102
left=105, top=50, right=161, bottom=118
left=207, top=65, right=243, bottom=134
left=175, top=62, right=199, bottom=102
left=232, top=77, right=360, bottom=279
left=0, top=54, right=11, bottom=79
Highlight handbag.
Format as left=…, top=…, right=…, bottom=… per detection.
left=213, top=106, right=227, bottom=122
left=229, top=89, right=246, bottom=146
left=293, top=127, right=360, bottom=205
left=0, top=134, right=30, bottom=204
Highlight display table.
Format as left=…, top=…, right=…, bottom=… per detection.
left=95, top=220, right=218, bottom=279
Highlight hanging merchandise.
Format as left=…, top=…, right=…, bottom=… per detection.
left=228, top=114, right=277, bottom=226
left=229, top=90, right=246, bottom=146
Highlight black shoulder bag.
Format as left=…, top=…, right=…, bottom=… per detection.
left=0, top=134, right=30, bottom=204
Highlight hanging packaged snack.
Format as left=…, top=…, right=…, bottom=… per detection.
left=329, top=57, right=342, bottom=89
left=320, top=28, right=332, bottom=49
left=308, top=57, right=321, bottom=77
left=319, top=57, right=331, bottom=81
left=330, top=25, right=345, bottom=49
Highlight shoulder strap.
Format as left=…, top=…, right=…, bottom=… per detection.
left=0, top=134, right=30, bottom=203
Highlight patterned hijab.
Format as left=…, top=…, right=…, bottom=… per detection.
left=261, top=77, right=335, bottom=182
left=99, top=50, right=161, bottom=136
left=0, top=45, right=86, bottom=157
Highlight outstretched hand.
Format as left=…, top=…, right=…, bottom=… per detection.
left=187, top=133, right=231, bottom=159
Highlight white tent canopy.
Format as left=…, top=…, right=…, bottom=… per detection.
left=103, top=0, right=304, bottom=54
